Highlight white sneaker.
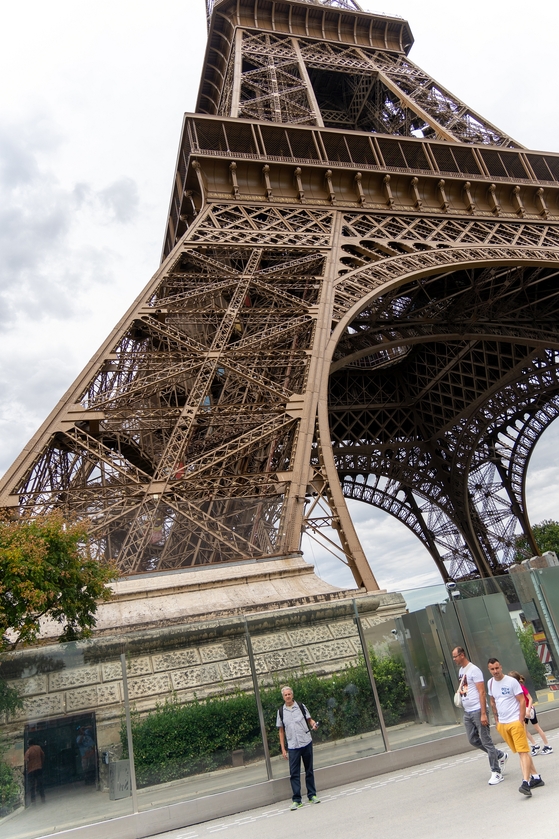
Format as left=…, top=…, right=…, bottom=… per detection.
left=498, top=751, right=508, bottom=772
left=531, top=745, right=541, bottom=756
left=488, top=772, right=504, bottom=785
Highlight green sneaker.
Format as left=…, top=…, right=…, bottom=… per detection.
left=290, top=801, right=304, bottom=810
left=309, top=795, right=321, bottom=804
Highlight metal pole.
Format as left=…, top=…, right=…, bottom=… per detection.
left=244, top=619, right=273, bottom=780
left=352, top=600, right=390, bottom=752
left=120, top=653, right=139, bottom=813
left=530, top=571, right=559, bottom=667
left=451, top=596, right=472, bottom=661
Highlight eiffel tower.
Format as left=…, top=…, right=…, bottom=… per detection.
left=2, top=0, right=559, bottom=590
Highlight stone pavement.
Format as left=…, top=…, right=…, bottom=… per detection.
left=148, top=728, right=559, bottom=839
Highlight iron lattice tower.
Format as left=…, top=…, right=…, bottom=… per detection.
left=2, top=0, right=559, bottom=586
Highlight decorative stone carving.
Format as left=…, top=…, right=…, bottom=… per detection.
left=67, top=686, right=99, bottom=711
left=289, top=625, right=332, bottom=646
left=254, top=647, right=312, bottom=672
left=328, top=620, right=358, bottom=639
left=251, top=632, right=291, bottom=653
left=222, top=639, right=248, bottom=659
left=97, top=684, right=121, bottom=706
left=15, top=675, right=48, bottom=696
left=16, top=694, right=65, bottom=721
left=310, top=639, right=357, bottom=663
left=152, top=650, right=200, bottom=671
left=49, top=666, right=99, bottom=692
left=199, top=644, right=228, bottom=663
left=220, top=659, right=254, bottom=679
left=128, top=673, right=171, bottom=699
left=101, top=662, right=123, bottom=682
left=171, top=664, right=221, bottom=690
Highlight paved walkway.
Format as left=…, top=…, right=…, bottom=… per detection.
left=149, top=728, right=559, bottom=839
left=2, top=719, right=464, bottom=839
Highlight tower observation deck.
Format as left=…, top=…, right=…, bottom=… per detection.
left=2, top=0, right=559, bottom=586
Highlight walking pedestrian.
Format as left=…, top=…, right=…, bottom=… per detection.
left=508, top=671, right=553, bottom=756
left=487, top=658, right=544, bottom=796
left=452, top=646, right=507, bottom=784
left=276, top=685, right=321, bottom=810
left=24, top=739, right=45, bottom=804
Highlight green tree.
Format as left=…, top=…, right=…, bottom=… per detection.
left=514, top=519, right=559, bottom=563
left=0, top=511, right=117, bottom=649
left=0, top=743, right=20, bottom=817
left=516, top=626, right=547, bottom=690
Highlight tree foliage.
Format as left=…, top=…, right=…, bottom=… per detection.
left=0, top=743, right=20, bottom=817
left=516, top=625, right=548, bottom=690
left=0, top=511, right=117, bottom=649
left=515, top=519, right=559, bottom=563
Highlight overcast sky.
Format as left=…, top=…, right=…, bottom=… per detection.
left=1, top=0, right=558, bottom=594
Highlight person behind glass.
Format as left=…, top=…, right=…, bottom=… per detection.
left=452, top=647, right=507, bottom=785
left=508, top=670, right=553, bottom=757
left=24, top=739, right=45, bottom=804
left=487, top=658, right=544, bottom=797
left=276, top=685, right=321, bottom=810
left=76, top=726, right=97, bottom=785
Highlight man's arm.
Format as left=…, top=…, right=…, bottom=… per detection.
left=475, top=680, right=489, bottom=725
left=487, top=684, right=498, bottom=723
left=517, top=691, right=526, bottom=723
left=279, top=726, right=288, bottom=759
left=302, top=703, right=318, bottom=730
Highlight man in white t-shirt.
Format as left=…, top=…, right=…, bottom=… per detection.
left=487, top=658, right=545, bottom=797
left=452, top=647, right=507, bottom=785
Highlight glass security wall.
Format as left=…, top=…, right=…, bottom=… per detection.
left=248, top=597, right=388, bottom=779
left=124, top=617, right=268, bottom=811
left=0, top=642, right=134, bottom=837
left=2, top=564, right=559, bottom=839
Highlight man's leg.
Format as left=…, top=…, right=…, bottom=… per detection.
left=288, top=748, right=302, bottom=803
left=464, top=711, right=502, bottom=773
left=519, top=750, right=538, bottom=781
left=476, top=716, right=504, bottom=773
left=36, top=769, right=45, bottom=802
left=301, top=743, right=316, bottom=800
left=28, top=770, right=37, bottom=802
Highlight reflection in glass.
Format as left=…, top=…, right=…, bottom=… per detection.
left=248, top=597, right=388, bottom=778
left=123, top=619, right=268, bottom=811
left=0, top=642, right=134, bottom=839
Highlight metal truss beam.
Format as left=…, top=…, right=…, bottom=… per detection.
left=2, top=3, right=559, bottom=587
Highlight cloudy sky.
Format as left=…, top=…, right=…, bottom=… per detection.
left=1, top=0, right=558, bottom=594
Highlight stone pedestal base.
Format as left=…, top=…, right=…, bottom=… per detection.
left=39, top=553, right=406, bottom=638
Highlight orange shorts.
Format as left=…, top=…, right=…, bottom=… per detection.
left=496, top=720, right=530, bottom=753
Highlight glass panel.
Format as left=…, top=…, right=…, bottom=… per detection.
left=389, top=571, right=559, bottom=750
left=392, top=605, right=464, bottom=748
left=123, top=618, right=268, bottom=811
left=248, top=597, right=386, bottom=785
left=520, top=566, right=559, bottom=710
left=400, top=582, right=449, bottom=613
left=0, top=641, right=133, bottom=839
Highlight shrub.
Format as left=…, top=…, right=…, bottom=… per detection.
left=0, top=748, right=20, bottom=817
left=516, top=626, right=548, bottom=690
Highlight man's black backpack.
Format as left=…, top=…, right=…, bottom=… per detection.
left=278, top=702, right=311, bottom=730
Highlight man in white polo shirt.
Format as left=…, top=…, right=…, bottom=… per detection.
left=487, top=657, right=545, bottom=797
left=276, top=685, right=320, bottom=810
left=452, top=647, right=507, bottom=784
